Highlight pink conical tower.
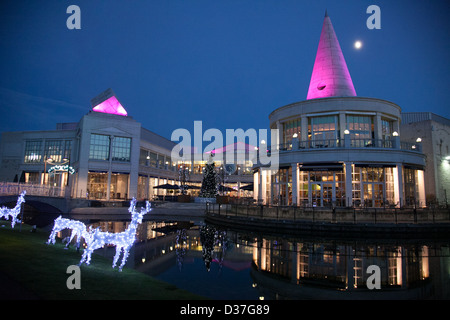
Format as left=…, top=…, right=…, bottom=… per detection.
left=306, top=11, right=356, bottom=100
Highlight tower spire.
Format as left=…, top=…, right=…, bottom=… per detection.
left=306, top=12, right=356, bottom=100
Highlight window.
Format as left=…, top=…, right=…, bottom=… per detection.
left=347, top=115, right=373, bottom=139
left=381, top=119, right=394, bottom=141
left=112, top=137, right=131, bottom=162
left=347, top=115, right=373, bottom=147
left=309, top=116, right=338, bottom=146
left=89, top=134, right=110, bottom=160
left=89, top=134, right=131, bottom=162
left=44, top=140, right=63, bottom=163
left=139, top=149, right=148, bottom=166
left=64, top=140, right=72, bottom=160
left=149, top=152, right=157, bottom=167
left=283, top=118, right=301, bottom=144
left=24, top=141, right=42, bottom=163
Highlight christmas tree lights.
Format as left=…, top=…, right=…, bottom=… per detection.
left=0, top=191, right=26, bottom=228
left=79, top=198, right=151, bottom=271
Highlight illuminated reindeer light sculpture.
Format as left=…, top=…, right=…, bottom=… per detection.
left=0, top=191, right=26, bottom=228
left=47, top=215, right=89, bottom=249
left=79, top=198, right=151, bottom=271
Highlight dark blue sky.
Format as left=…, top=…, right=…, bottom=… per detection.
left=0, top=0, right=449, bottom=140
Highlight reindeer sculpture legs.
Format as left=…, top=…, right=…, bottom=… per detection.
left=77, top=199, right=151, bottom=271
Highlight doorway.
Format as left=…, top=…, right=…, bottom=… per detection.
left=363, top=183, right=384, bottom=207
left=311, top=182, right=333, bottom=207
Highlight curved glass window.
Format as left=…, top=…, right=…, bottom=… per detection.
left=347, top=115, right=373, bottom=147
left=283, top=118, right=301, bottom=144
left=309, top=116, right=338, bottom=147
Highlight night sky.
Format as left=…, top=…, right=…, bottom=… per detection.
left=0, top=0, right=449, bottom=140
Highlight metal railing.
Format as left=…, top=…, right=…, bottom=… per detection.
left=205, top=203, right=450, bottom=225
left=276, top=138, right=420, bottom=152
left=0, top=182, right=66, bottom=198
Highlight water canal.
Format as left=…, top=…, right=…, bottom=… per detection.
left=80, top=216, right=450, bottom=300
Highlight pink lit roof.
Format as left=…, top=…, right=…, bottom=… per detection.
left=91, top=89, right=128, bottom=116
left=92, top=95, right=127, bottom=116
left=306, top=12, right=356, bottom=100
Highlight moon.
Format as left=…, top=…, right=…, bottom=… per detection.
left=354, top=40, right=362, bottom=49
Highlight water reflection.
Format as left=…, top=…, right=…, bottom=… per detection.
left=82, top=219, right=450, bottom=300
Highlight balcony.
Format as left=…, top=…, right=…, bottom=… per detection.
left=275, top=137, right=422, bottom=153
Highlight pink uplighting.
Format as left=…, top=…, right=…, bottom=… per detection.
left=306, top=13, right=356, bottom=100
left=92, top=96, right=128, bottom=116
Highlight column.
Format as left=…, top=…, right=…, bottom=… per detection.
left=253, top=170, right=259, bottom=203
left=276, top=121, right=282, bottom=147
left=291, top=163, right=298, bottom=206
left=417, top=170, right=426, bottom=207
left=261, top=169, right=267, bottom=205
left=301, top=115, right=308, bottom=145
left=374, top=113, right=382, bottom=141
left=395, top=164, right=404, bottom=207
left=145, top=175, right=150, bottom=200
left=339, top=112, right=346, bottom=140
left=106, top=136, right=114, bottom=201
left=344, top=162, right=353, bottom=207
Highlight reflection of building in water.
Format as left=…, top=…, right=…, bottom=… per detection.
left=251, top=237, right=446, bottom=299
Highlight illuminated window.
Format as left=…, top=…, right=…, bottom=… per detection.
left=24, top=140, right=42, bottom=163
left=283, top=118, right=301, bottom=144
left=44, top=140, right=63, bottom=163
left=311, top=116, right=337, bottom=138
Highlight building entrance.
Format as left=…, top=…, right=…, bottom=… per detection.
left=311, top=182, right=333, bottom=207
left=363, top=182, right=384, bottom=207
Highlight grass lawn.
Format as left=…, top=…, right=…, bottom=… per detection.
left=0, top=221, right=204, bottom=300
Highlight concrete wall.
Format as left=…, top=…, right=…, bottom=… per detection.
left=401, top=117, right=450, bottom=204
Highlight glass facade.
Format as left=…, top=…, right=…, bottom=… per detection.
left=87, top=172, right=108, bottom=199
left=298, top=170, right=345, bottom=207
left=310, top=116, right=338, bottom=142
left=347, top=115, right=373, bottom=147
left=87, top=171, right=129, bottom=200
left=44, top=140, right=64, bottom=163
left=112, top=137, right=131, bottom=162
left=89, top=134, right=110, bottom=160
left=283, top=118, right=301, bottom=144
left=271, top=168, right=292, bottom=205
left=381, top=118, right=394, bottom=141
left=89, top=134, right=131, bottom=162
left=24, top=141, right=42, bottom=163
left=140, top=148, right=175, bottom=171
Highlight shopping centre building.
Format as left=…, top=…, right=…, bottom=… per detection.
left=252, top=13, right=428, bottom=208
left=1, top=13, right=449, bottom=208
left=0, top=89, right=253, bottom=201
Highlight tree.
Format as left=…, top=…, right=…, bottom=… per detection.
left=200, top=157, right=218, bottom=198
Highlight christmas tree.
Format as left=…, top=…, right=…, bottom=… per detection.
left=200, top=155, right=218, bottom=198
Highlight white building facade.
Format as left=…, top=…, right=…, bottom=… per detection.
left=0, top=89, right=253, bottom=201
left=253, top=14, right=426, bottom=208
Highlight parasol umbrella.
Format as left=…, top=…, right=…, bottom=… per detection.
left=154, top=183, right=180, bottom=189
left=218, top=185, right=234, bottom=192
left=240, top=183, right=254, bottom=191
